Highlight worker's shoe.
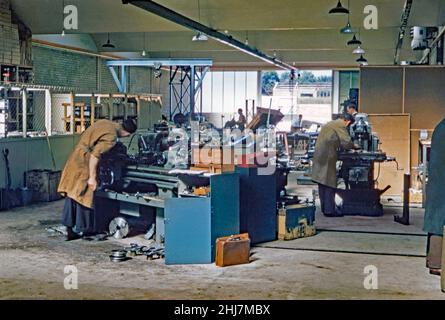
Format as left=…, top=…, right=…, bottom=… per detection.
left=65, top=227, right=82, bottom=241
left=429, top=268, right=441, bottom=276
left=323, top=213, right=344, bottom=218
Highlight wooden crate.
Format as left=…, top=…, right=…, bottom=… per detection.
left=192, top=147, right=235, bottom=173
left=26, top=170, right=62, bottom=202
left=278, top=204, right=316, bottom=240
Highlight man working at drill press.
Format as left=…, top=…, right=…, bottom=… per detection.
left=312, top=114, right=359, bottom=217
left=58, top=119, right=137, bottom=240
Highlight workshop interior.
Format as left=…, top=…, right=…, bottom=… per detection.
left=0, top=0, right=445, bottom=300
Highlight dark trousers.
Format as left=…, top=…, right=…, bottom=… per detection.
left=62, top=197, right=94, bottom=233
left=318, top=183, right=336, bottom=215
left=427, top=234, right=443, bottom=269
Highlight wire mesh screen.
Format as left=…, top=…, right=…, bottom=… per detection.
left=0, top=88, right=47, bottom=138
left=50, top=93, right=71, bottom=135
left=28, top=90, right=46, bottom=136
left=0, top=85, right=162, bottom=139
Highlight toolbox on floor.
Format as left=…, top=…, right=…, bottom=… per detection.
left=25, top=170, right=62, bottom=202
left=278, top=204, right=316, bottom=240
left=215, top=233, right=250, bottom=267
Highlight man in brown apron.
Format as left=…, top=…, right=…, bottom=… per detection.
left=58, top=119, right=137, bottom=240
left=312, top=114, right=357, bottom=217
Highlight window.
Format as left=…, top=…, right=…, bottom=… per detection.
left=201, top=71, right=259, bottom=114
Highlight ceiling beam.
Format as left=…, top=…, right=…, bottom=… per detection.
left=122, top=0, right=297, bottom=71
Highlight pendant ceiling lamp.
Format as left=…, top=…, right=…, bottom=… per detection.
left=347, top=34, right=361, bottom=46
left=353, top=46, right=365, bottom=54
left=356, top=55, right=368, bottom=64
left=329, top=1, right=349, bottom=14
left=102, top=33, right=115, bottom=48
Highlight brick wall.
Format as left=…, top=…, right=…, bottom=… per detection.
left=33, top=45, right=154, bottom=94
left=33, top=45, right=99, bottom=90
left=0, top=0, right=21, bottom=65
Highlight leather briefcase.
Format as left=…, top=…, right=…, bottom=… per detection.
left=215, top=233, right=250, bottom=267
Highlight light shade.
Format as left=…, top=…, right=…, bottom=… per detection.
left=102, top=33, right=115, bottom=48
left=356, top=55, right=368, bottom=64
left=353, top=46, right=365, bottom=54
left=192, top=32, right=208, bottom=42
left=340, top=21, right=353, bottom=34
left=329, top=1, right=349, bottom=14
left=347, top=35, right=362, bottom=46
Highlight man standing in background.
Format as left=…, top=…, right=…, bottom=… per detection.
left=291, top=114, right=304, bottom=132
left=311, top=114, right=357, bottom=217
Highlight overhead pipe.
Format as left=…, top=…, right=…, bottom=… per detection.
left=122, top=0, right=297, bottom=71
left=393, top=0, right=413, bottom=65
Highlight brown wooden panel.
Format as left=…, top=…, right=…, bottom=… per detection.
left=368, top=114, right=410, bottom=197
left=360, top=67, right=404, bottom=114
left=405, top=67, right=445, bottom=129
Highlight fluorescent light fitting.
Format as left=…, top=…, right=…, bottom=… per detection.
left=192, top=32, right=208, bottom=41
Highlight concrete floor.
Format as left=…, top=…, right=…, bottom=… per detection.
left=0, top=198, right=444, bottom=300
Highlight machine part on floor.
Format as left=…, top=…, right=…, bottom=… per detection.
left=82, top=233, right=109, bottom=242
left=144, top=223, right=156, bottom=240
left=108, top=216, right=151, bottom=239
left=124, top=243, right=151, bottom=256
left=123, top=242, right=165, bottom=260
left=395, top=173, right=411, bottom=225
left=144, top=247, right=165, bottom=260
left=336, top=113, right=395, bottom=216
left=109, top=217, right=130, bottom=239
left=45, top=225, right=68, bottom=236
left=109, top=249, right=129, bottom=262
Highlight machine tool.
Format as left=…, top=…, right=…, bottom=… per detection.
left=95, top=128, right=189, bottom=245
left=94, top=124, right=238, bottom=256
left=337, top=113, right=394, bottom=216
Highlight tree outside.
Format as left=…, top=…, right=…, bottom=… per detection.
left=261, top=71, right=280, bottom=96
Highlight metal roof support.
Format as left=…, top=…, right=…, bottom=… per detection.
left=108, top=66, right=124, bottom=92
left=122, top=0, right=297, bottom=71
left=394, top=0, right=413, bottom=65
left=168, top=65, right=208, bottom=119
left=106, top=59, right=212, bottom=118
